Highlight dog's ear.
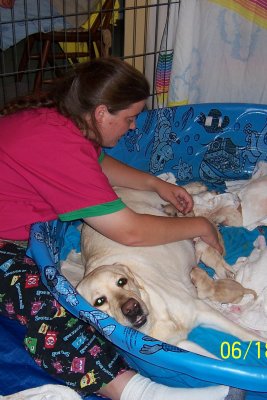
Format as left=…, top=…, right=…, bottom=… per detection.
left=76, top=276, right=90, bottom=299
left=217, top=229, right=226, bottom=257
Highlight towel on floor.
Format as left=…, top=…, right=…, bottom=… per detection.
left=0, top=384, right=82, bottom=399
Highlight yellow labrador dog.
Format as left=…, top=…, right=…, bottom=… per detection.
left=76, top=178, right=264, bottom=354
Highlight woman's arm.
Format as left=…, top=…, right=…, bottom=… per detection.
left=101, top=154, right=159, bottom=189
left=99, top=155, right=222, bottom=251
left=83, top=207, right=223, bottom=253
left=101, top=154, right=193, bottom=214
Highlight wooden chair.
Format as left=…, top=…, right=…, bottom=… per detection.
left=17, top=0, right=114, bottom=92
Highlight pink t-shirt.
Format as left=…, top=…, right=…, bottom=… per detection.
left=0, top=107, right=125, bottom=240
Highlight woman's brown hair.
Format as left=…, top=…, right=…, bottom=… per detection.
left=0, top=57, right=150, bottom=143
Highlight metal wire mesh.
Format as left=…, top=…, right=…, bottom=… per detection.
left=0, top=0, right=180, bottom=108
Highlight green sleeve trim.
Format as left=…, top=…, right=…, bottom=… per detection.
left=59, top=198, right=126, bottom=221
left=98, top=151, right=105, bottom=163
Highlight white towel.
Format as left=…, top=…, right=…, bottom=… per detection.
left=0, top=384, right=82, bottom=400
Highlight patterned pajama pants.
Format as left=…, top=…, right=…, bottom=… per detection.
left=0, top=240, right=128, bottom=397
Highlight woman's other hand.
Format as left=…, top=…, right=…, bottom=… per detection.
left=153, top=179, right=194, bottom=215
left=198, top=218, right=224, bottom=254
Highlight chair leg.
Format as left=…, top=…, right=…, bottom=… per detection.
left=101, top=29, right=112, bottom=57
left=17, top=35, right=36, bottom=82
left=33, top=38, right=51, bottom=92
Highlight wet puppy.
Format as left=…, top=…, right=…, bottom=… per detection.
left=190, top=266, right=258, bottom=304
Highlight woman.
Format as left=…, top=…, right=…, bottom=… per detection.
left=0, top=57, right=243, bottom=400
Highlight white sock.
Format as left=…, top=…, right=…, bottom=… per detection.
left=120, top=374, right=231, bottom=400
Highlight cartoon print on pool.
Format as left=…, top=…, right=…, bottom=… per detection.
left=44, top=265, right=78, bottom=306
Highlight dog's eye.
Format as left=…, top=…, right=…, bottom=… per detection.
left=117, top=278, right=127, bottom=287
left=94, top=296, right=106, bottom=306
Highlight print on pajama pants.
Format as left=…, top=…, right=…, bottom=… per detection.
left=0, top=240, right=128, bottom=397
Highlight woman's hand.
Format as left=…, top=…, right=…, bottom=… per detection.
left=153, top=179, right=194, bottom=215
left=198, top=218, right=224, bottom=254
left=101, top=156, right=192, bottom=214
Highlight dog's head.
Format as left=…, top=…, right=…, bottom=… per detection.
left=190, top=266, right=206, bottom=286
left=76, top=263, right=150, bottom=329
left=190, top=266, right=213, bottom=299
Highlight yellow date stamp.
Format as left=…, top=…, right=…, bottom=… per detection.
left=220, top=341, right=267, bottom=360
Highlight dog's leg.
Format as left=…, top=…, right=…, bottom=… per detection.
left=157, top=175, right=208, bottom=196
left=196, top=300, right=265, bottom=342
left=194, top=239, right=235, bottom=279
left=150, top=320, right=226, bottom=359
left=209, top=206, right=243, bottom=227
left=178, top=340, right=220, bottom=359
left=183, top=182, right=209, bottom=196
left=161, top=203, right=195, bottom=218
left=149, top=320, right=189, bottom=346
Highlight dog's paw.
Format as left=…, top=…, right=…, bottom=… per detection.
left=157, top=172, right=176, bottom=184
left=162, top=203, right=195, bottom=218
left=215, top=267, right=235, bottom=280
left=194, top=239, right=235, bottom=279
left=162, top=203, right=179, bottom=216
left=183, top=181, right=208, bottom=195
left=225, top=270, right=235, bottom=279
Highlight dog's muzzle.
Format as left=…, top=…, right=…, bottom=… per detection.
left=121, top=298, right=147, bottom=328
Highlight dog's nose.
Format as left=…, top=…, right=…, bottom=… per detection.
left=121, top=298, right=140, bottom=317
left=121, top=298, right=147, bottom=328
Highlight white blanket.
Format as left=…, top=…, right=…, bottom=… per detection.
left=189, top=161, right=267, bottom=231
left=225, top=161, right=267, bottom=230
left=207, top=235, right=267, bottom=339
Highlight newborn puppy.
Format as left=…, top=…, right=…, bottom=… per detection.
left=190, top=266, right=257, bottom=304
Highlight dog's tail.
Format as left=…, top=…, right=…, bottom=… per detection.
left=244, top=288, right=258, bottom=300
